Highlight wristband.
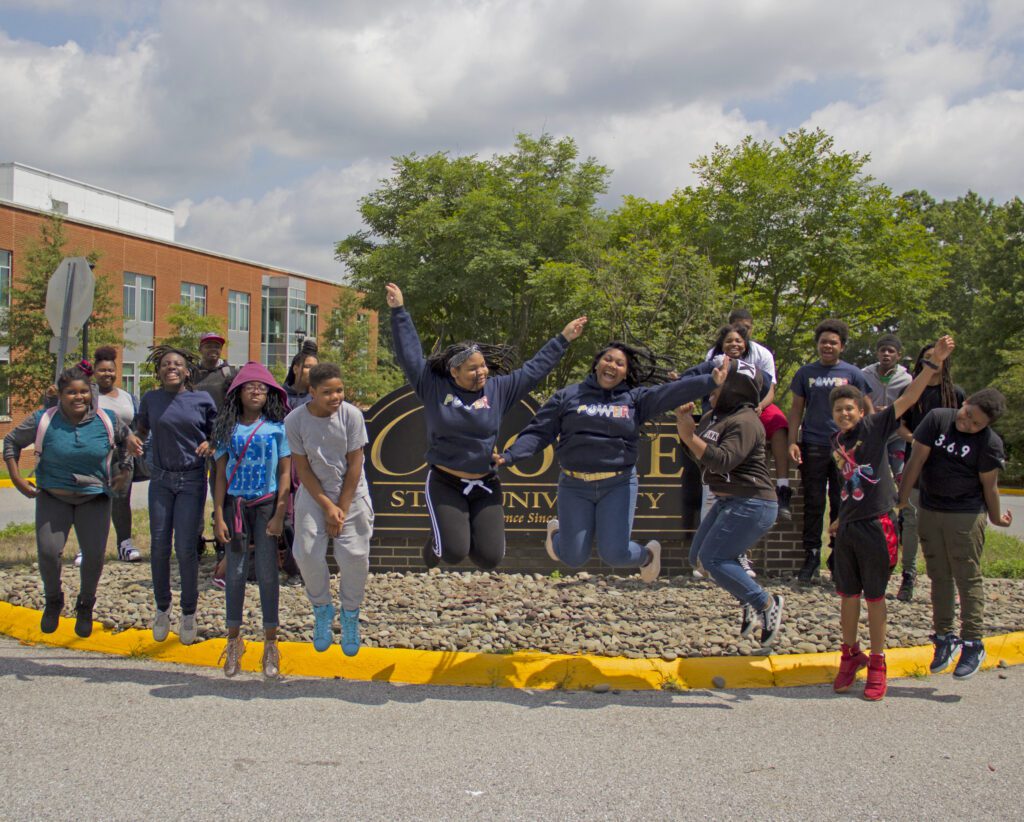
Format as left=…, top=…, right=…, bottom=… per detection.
left=922, top=359, right=939, bottom=370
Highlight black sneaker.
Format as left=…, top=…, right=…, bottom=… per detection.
left=775, top=486, right=793, bottom=522
left=930, top=633, right=961, bottom=673
left=740, top=604, right=757, bottom=639
left=896, top=570, right=916, bottom=602
left=759, top=594, right=784, bottom=647
left=422, top=536, right=441, bottom=569
left=953, top=639, right=986, bottom=679
left=797, top=550, right=820, bottom=583
left=40, top=592, right=64, bottom=634
left=74, top=595, right=95, bottom=638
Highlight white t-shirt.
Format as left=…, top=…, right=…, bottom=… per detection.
left=705, top=339, right=777, bottom=384
left=97, top=388, right=136, bottom=427
left=284, top=402, right=370, bottom=502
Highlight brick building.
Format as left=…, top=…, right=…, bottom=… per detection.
left=0, top=162, right=374, bottom=447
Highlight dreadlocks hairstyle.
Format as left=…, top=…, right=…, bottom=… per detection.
left=211, top=383, right=288, bottom=450
left=912, top=343, right=958, bottom=411
left=284, top=338, right=320, bottom=387
left=147, top=345, right=197, bottom=390
left=590, top=341, right=673, bottom=388
left=427, top=341, right=517, bottom=377
left=710, top=323, right=751, bottom=358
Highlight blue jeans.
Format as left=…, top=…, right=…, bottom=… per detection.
left=554, top=470, right=647, bottom=568
left=689, top=495, right=778, bottom=609
left=148, top=466, right=207, bottom=615
left=224, top=496, right=280, bottom=630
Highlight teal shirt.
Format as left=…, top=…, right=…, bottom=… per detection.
left=33, top=409, right=119, bottom=495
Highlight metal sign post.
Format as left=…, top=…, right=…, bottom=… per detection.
left=45, top=257, right=95, bottom=384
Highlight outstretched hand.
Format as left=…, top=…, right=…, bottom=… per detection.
left=561, top=316, right=588, bottom=342
left=930, top=334, right=955, bottom=364
left=711, top=355, right=731, bottom=386
left=385, top=282, right=404, bottom=309
left=675, top=402, right=697, bottom=438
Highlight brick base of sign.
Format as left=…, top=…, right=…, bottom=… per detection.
left=368, top=478, right=812, bottom=577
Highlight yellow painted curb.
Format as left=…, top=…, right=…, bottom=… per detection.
left=1001, top=487, right=1024, bottom=497
left=0, top=479, right=14, bottom=489
left=3, top=601, right=1023, bottom=689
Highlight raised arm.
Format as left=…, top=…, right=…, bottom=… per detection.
left=636, top=357, right=729, bottom=423
left=892, top=336, right=955, bottom=420
left=499, top=391, right=564, bottom=465
left=386, top=283, right=429, bottom=391
left=494, top=316, right=586, bottom=408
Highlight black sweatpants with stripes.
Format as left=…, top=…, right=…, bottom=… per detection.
left=425, top=467, right=505, bottom=569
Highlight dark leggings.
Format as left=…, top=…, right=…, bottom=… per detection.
left=111, top=482, right=132, bottom=545
left=224, top=495, right=280, bottom=630
left=424, top=467, right=505, bottom=569
left=36, top=490, right=111, bottom=601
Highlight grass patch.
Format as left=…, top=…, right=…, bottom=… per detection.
left=980, top=531, right=1024, bottom=579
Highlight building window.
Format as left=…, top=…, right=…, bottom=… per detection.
left=287, top=287, right=307, bottom=360
left=51, top=199, right=68, bottom=215
left=0, top=359, right=9, bottom=418
left=121, top=362, right=137, bottom=398
left=180, top=282, right=207, bottom=315
left=123, top=272, right=155, bottom=322
left=0, top=250, right=11, bottom=308
left=228, top=291, right=250, bottom=332
left=306, top=304, right=318, bottom=339
left=261, top=285, right=286, bottom=366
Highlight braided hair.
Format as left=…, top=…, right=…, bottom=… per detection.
left=590, top=341, right=674, bottom=388
left=147, top=345, right=197, bottom=390
left=912, top=343, right=958, bottom=410
left=211, top=383, right=288, bottom=451
left=285, top=338, right=319, bottom=388
left=427, top=341, right=517, bottom=377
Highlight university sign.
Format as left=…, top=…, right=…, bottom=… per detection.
left=364, top=386, right=703, bottom=539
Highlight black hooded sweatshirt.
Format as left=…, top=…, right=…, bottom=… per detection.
left=691, top=361, right=775, bottom=501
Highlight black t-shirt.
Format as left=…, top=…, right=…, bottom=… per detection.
left=902, top=383, right=966, bottom=434
left=914, top=408, right=1005, bottom=513
left=832, top=407, right=900, bottom=522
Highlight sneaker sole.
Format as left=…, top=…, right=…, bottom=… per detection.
left=833, top=659, right=868, bottom=693
left=545, top=519, right=560, bottom=564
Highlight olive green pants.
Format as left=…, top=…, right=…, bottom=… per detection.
left=918, top=508, right=986, bottom=641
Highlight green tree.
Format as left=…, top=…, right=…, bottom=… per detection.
left=156, top=303, right=225, bottom=354
left=320, top=289, right=404, bottom=407
left=676, top=128, right=946, bottom=393
left=336, top=133, right=610, bottom=364
left=0, top=213, right=121, bottom=408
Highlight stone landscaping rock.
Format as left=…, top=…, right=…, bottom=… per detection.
left=2, top=559, right=1023, bottom=658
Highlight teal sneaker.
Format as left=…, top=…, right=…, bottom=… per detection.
left=340, top=608, right=361, bottom=657
left=312, top=603, right=335, bottom=652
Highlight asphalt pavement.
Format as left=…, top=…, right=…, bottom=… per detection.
left=1, top=638, right=1022, bottom=820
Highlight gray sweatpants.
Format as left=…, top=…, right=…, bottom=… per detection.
left=36, top=490, right=111, bottom=601
left=292, top=488, right=373, bottom=612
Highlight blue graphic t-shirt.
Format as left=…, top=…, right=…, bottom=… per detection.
left=790, top=360, right=871, bottom=445
left=215, top=419, right=290, bottom=500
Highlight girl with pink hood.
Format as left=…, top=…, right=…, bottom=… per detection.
left=212, top=362, right=292, bottom=679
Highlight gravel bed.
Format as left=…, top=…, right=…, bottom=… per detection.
left=2, top=559, right=1023, bottom=658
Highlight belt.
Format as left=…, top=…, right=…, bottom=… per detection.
left=562, top=469, right=626, bottom=482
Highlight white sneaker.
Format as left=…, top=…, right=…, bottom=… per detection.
left=179, top=613, right=197, bottom=645
left=738, top=553, right=757, bottom=578
left=691, top=561, right=705, bottom=579
left=152, top=608, right=171, bottom=642
left=545, top=518, right=560, bottom=564
left=118, top=539, right=142, bottom=562
left=73, top=552, right=83, bottom=568
left=640, top=540, right=661, bottom=584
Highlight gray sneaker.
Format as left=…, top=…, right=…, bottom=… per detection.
left=179, top=613, right=198, bottom=646
left=640, top=540, right=662, bottom=584
left=545, top=518, right=560, bottom=564
left=152, top=608, right=171, bottom=642
left=220, top=636, right=245, bottom=678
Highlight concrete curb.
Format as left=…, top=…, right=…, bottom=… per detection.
left=3, top=601, right=1022, bottom=690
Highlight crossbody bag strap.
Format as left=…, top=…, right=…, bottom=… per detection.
left=225, top=420, right=266, bottom=491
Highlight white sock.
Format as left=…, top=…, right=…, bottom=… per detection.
left=776, top=479, right=789, bottom=487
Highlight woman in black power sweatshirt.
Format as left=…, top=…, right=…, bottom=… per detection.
left=498, top=342, right=723, bottom=582
left=386, top=283, right=586, bottom=570
left=675, top=360, right=785, bottom=648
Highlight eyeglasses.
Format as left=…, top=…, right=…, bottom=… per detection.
left=242, top=383, right=269, bottom=395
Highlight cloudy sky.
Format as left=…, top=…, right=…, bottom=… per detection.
left=2, top=0, right=1022, bottom=282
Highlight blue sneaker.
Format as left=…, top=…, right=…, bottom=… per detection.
left=340, top=608, right=361, bottom=657
left=929, top=633, right=961, bottom=673
left=312, top=603, right=335, bottom=652
left=953, top=639, right=986, bottom=679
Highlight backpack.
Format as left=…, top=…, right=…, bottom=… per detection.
left=34, top=407, right=118, bottom=486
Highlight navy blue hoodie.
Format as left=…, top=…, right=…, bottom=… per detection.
left=390, top=307, right=570, bottom=474
left=501, top=371, right=716, bottom=473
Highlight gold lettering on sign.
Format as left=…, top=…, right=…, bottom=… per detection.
left=370, top=408, right=428, bottom=477
left=501, top=435, right=555, bottom=478
left=646, top=433, right=683, bottom=478
left=642, top=492, right=666, bottom=510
